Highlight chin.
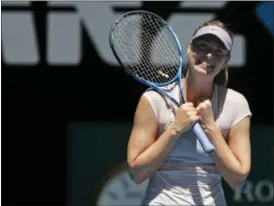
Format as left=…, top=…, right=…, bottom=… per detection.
left=193, top=65, right=210, bottom=75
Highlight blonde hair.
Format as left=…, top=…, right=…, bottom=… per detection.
left=184, top=20, right=233, bottom=87
left=214, top=64, right=229, bottom=87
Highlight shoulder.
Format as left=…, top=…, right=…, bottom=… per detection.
left=141, top=88, right=166, bottom=119
left=143, top=83, right=177, bottom=100
left=142, top=84, right=177, bottom=120
left=227, top=88, right=249, bottom=105
left=217, top=85, right=252, bottom=128
left=143, top=88, right=162, bottom=100
left=142, top=83, right=177, bottom=107
left=217, top=85, right=249, bottom=106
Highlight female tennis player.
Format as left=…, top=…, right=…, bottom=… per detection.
left=127, top=20, right=252, bottom=205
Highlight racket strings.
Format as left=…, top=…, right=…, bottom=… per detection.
left=137, top=15, right=178, bottom=83
left=112, top=13, right=180, bottom=85
left=114, top=15, right=161, bottom=79
left=114, top=15, right=162, bottom=81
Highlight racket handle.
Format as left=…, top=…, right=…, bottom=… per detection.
left=193, top=123, right=215, bottom=154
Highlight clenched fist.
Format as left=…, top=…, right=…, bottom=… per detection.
left=196, top=100, right=217, bottom=133
left=171, top=102, right=200, bottom=134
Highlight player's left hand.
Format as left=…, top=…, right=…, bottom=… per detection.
left=196, top=100, right=217, bottom=133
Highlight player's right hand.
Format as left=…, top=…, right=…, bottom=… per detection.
left=170, top=102, right=200, bottom=134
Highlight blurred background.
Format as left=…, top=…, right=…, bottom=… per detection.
left=2, top=1, right=273, bottom=206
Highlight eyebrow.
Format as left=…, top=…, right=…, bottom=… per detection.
left=194, top=40, right=226, bottom=51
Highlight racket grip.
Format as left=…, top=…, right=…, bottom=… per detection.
left=193, top=123, right=215, bottom=154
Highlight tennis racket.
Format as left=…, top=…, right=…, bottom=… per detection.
left=109, top=10, right=215, bottom=154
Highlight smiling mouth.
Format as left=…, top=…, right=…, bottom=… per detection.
left=201, top=62, right=214, bottom=68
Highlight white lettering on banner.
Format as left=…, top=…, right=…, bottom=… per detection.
left=2, top=1, right=246, bottom=67
left=2, top=0, right=39, bottom=65
left=47, top=2, right=142, bottom=65
left=47, top=13, right=81, bottom=65
left=179, top=1, right=227, bottom=8
left=1, top=1, right=30, bottom=6
left=233, top=180, right=274, bottom=202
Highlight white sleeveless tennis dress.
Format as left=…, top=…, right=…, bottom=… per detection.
left=141, top=83, right=251, bottom=206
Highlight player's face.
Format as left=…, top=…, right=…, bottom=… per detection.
left=188, top=34, right=230, bottom=77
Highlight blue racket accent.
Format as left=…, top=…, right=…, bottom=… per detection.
left=109, top=10, right=215, bottom=154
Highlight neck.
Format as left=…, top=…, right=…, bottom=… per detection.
left=183, top=68, right=214, bottom=106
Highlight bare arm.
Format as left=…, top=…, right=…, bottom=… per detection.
left=127, top=95, right=180, bottom=184
left=127, top=95, right=198, bottom=184
left=207, top=117, right=251, bottom=190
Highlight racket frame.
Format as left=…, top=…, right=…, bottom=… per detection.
left=109, top=10, right=184, bottom=106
